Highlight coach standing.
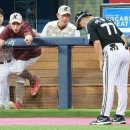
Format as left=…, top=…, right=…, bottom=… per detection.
left=75, top=10, right=130, bottom=125
left=40, top=5, right=80, bottom=37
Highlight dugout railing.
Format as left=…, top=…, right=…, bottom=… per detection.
left=4, top=37, right=89, bottom=109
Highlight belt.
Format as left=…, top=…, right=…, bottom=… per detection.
left=0, top=60, right=11, bottom=64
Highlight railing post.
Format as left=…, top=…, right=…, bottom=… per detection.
left=58, top=45, right=72, bottom=108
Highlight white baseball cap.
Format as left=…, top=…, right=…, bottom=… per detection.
left=58, top=5, right=71, bottom=15
left=10, top=12, right=22, bottom=24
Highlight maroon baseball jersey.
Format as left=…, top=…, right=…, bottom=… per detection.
left=0, top=21, right=41, bottom=60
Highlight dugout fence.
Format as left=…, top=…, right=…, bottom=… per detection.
left=6, top=37, right=130, bottom=109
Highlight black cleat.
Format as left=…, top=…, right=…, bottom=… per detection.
left=111, top=114, right=126, bottom=124
left=90, top=115, right=111, bottom=125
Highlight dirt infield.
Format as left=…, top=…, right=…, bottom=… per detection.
left=0, top=117, right=130, bottom=125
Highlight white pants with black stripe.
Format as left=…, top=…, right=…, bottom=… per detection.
left=101, top=43, right=130, bottom=117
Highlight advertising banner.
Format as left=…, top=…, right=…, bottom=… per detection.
left=101, top=4, right=130, bottom=36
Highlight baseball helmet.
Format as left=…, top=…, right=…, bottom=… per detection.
left=75, top=10, right=92, bottom=30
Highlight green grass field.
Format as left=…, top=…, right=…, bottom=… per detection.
left=0, top=109, right=130, bottom=130
left=0, top=126, right=130, bottom=130
left=0, top=109, right=130, bottom=117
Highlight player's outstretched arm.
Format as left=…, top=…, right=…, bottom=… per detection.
left=93, top=40, right=103, bottom=71
left=24, top=34, right=33, bottom=45
left=121, top=34, right=128, bottom=46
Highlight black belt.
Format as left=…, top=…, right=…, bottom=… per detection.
left=0, top=60, right=11, bottom=64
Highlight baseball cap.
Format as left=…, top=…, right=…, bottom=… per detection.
left=75, top=10, right=92, bottom=30
left=0, top=8, right=4, bottom=16
left=58, top=5, right=71, bottom=15
left=10, top=12, right=22, bottom=24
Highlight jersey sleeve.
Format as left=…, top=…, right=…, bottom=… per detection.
left=0, top=26, right=10, bottom=40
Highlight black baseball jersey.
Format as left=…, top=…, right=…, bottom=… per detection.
left=87, top=17, right=124, bottom=49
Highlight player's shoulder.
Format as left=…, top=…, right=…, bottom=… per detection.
left=89, top=17, right=108, bottom=26
left=67, top=22, right=77, bottom=29
left=0, top=25, right=5, bottom=33
left=90, top=17, right=102, bottom=22
left=45, top=20, right=58, bottom=26
left=0, top=25, right=5, bottom=29
left=1, top=24, right=10, bottom=33
left=21, top=21, right=30, bottom=27
left=93, top=17, right=109, bottom=22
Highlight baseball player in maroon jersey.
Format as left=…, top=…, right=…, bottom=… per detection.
left=0, top=12, right=41, bottom=108
left=75, top=10, right=130, bottom=125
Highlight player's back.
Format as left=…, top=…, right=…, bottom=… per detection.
left=88, top=17, right=124, bottom=48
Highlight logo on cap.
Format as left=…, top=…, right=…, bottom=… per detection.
left=64, top=7, right=69, bottom=11
left=10, top=12, right=22, bottom=24
left=12, top=14, right=18, bottom=19
left=58, top=5, right=71, bottom=15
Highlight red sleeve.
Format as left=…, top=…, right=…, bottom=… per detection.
left=0, top=25, right=11, bottom=40
left=22, top=21, right=36, bottom=37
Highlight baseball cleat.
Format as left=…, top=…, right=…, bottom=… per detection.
left=111, top=114, right=126, bottom=124
left=90, top=115, right=111, bottom=125
left=9, top=101, right=23, bottom=109
left=30, top=76, right=40, bottom=96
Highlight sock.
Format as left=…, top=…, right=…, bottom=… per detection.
left=18, top=69, right=34, bottom=81
left=15, top=82, right=24, bottom=104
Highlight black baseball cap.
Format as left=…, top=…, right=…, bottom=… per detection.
left=75, top=10, right=92, bottom=30
left=0, top=8, right=4, bottom=16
